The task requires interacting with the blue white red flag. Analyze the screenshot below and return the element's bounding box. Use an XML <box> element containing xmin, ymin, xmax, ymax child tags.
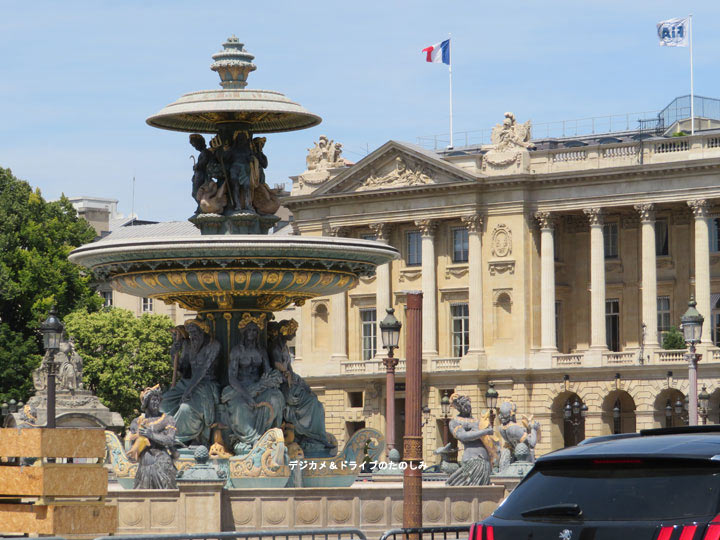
<box><xmin>422</xmin><ymin>39</ymin><xmax>450</xmax><ymax>65</ymax></box>
<box><xmin>657</xmin><ymin>17</ymin><xmax>689</xmax><ymax>47</ymax></box>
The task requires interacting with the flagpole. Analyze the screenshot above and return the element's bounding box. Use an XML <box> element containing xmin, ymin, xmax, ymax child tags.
<box><xmin>689</xmin><ymin>14</ymin><xmax>694</xmax><ymax>135</ymax></box>
<box><xmin>448</xmin><ymin>34</ymin><xmax>454</xmax><ymax>149</ymax></box>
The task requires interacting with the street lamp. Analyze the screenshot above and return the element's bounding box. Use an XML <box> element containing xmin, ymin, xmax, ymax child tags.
<box><xmin>440</xmin><ymin>390</ymin><xmax>452</xmax><ymax>446</ymax></box>
<box><xmin>613</xmin><ymin>399</ymin><xmax>622</xmax><ymax>434</ymax></box>
<box><xmin>681</xmin><ymin>297</ymin><xmax>704</xmax><ymax>425</ymax></box>
<box><xmin>485</xmin><ymin>382</ymin><xmax>499</xmax><ymax>428</ymax></box>
<box><xmin>698</xmin><ymin>385</ymin><xmax>711</xmax><ymax>425</ymax></box>
<box><xmin>40</xmin><ymin>308</ymin><xmax>64</xmax><ymax>429</ymax></box>
<box><xmin>665</xmin><ymin>399</ymin><xmax>673</xmax><ymax>428</ymax></box>
<box><xmin>379</xmin><ymin>307</ymin><xmax>402</xmax><ymax>451</ymax></box>
<box><xmin>564</xmin><ymin>397</ymin><xmax>587</xmax><ymax>445</ymax></box>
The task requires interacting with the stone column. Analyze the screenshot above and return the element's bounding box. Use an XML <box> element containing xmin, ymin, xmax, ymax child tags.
<box><xmin>634</xmin><ymin>204</ymin><xmax>659</xmax><ymax>348</ymax></box>
<box><xmin>415</xmin><ymin>219</ymin><xmax>438</xmax><ymax>357</ymax></box>
<box><xmin>328</xmin><ymin>226</ymin><xmax>349</xmax><ymax>362</ymax></box>
<box><xmin>462</xmin><ymin>214</ymin><xmax>485</xmax><ymax>355</ymax></box>
<box><xmin>584</xmin><ymin>208</ymin><xmax>607</xmax><ymax>350</ymax></box>
<box><xmin>536</xmin><ymin>212</ymin><xmax>557</xmax><ymax>351</ymax></box>
<box><xmin>370</xmin><ymin>223</ymin><xmax>393</xmax><ymax>356</ymax></box>
<box><xmin>688</xmin><ymin>200</ymin><xmax>713</xmax><ymax>345</ymax></box>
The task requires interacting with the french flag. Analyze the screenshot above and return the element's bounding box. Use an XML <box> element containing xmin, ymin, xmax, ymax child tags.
<box><xmin>422</xmin><ymin>39</ymin><xmax>450</xmax><ymax>65</ymax></box>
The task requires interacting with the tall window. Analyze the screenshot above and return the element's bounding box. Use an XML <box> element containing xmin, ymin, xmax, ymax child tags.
<box><xmin>711</xmin><ymin>219</ymin><xmax>720</xmax><ymax>252</ymax></box>
<box><xmin>603</xmin><ymin>222</ymin><xmax>618</xmax><ymax>258</ymax></box>
<box><xmin>451</xmin><ymin>228</ymin><xmax>469</xmax><ymax>263</ymax></box>
<box><xmin>655</xmin><ymin>219</ymin><xmax>669</xmax><ymax>256</ymax></box>
<box><xmin>406</xmin><ymin>231</ymin><xmax>422</xmax><ymax>266</ymax></box>
<box><xmin>657</xmin><ymin>296</ymin><xmax>671</xmax><ymax>343</ymax></box>
<box><xmin>360</xmin><ymin>308</ymin><xmax>377</xmax><ymax>360</ymax></box>
<box><xmin>606</xmin><ymin>299</ymin><xmax>620</xmax><ymax>352</ymax></box>
<box><xmin>142</xmin><ymin>297</ymin><xmax>153</xmax><ymax>313</ymax></box>
<box><xmin>451</xmin><ymin>303</ymin><xmax>469</xmax><ymax>357</ymax></box>
<box><xmin>101</xmin><ymin>291</ymin><xmax>113</xmax><ymax>308</ymax></box>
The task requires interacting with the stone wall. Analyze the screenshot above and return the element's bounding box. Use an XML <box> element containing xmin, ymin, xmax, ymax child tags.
<box><xmin>108</xmin><ymin>483</ymin><xmax>505</xmax><ymax>536</ymax></box>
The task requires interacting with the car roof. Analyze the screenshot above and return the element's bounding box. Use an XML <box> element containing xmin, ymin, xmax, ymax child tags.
<box><xmin>539</xmin><ymin>429</ymin><xmax>720</xmax><ymax>463</ymax></box>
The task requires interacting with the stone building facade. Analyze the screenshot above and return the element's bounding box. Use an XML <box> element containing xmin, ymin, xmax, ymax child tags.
<box><xmin>285</xmin><ymin>116</ymin><xmax>720</xmax><ymax>461</ymax></box>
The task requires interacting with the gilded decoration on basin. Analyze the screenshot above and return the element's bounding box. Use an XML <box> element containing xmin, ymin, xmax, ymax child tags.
<box><xmin>227</xmin><ymin>428</ymin><xmax>288</xmax><ymax>478</ymax></box>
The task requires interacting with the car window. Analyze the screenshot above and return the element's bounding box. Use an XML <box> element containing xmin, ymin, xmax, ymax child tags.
<box><xmin>494</xmin><ymin>460</ymin><xmax>720</xmax><ymax>522</ymax></box>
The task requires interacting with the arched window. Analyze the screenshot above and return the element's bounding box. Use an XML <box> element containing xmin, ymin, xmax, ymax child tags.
<box><xmin>602</xmin><ymin>390</ymin><xmax>636</xmax><ymax>435</ymax></box>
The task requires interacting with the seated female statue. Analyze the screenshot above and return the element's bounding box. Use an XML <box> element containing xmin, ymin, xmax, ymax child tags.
<box><xmin>221</xmin><ymin>313</ymin><xmax>284</xmax><ymax>456</ymax></box>
<box><xmin>160</xmin><ymin>318</ymin><xmax>220</xmax><ymax>446</ymax></box>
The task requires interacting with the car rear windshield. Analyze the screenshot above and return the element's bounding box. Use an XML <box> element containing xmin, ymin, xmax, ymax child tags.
<box><xmin>494</xmin><ymin>459</ymin><xmax>720</xmax><ymax>522</ymax></box>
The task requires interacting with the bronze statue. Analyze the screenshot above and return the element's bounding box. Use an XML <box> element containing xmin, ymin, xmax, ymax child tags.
<box><xmin>446</xmin><ymin>394</ymin><xmax>497</xmax><ymax>486</ymax></box>
<box><xmin>160</xmin><ymin>319</ymin><xmax>220</xmax><ymax>447</ymax></box>
<box><xmin>128</xmin><ymin>385</ymin><xmax>178</xmax><ymax>489</ymax></box>
<box><xmin>221</xmin><ymin>313</ymin><xmax>285</xmax><ymax>455</ymax></box>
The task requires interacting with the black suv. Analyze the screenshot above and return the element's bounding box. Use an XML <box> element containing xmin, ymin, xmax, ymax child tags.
<box><xmin>472</xmin><ymin>426</ymin><xmax>720</xmax><ymax>540</ymax></box>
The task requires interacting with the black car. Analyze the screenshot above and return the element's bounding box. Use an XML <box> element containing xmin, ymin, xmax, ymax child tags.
<box><xmin>472</xmin><ymin>426</ymin><xmax>720</xmax><ymax>540</ymax></box>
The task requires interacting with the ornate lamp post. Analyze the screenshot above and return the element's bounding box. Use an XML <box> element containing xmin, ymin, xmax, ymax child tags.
<box><xmin>379</xmin><ymin>308</ymin><xmax>402</xmax><ymax>451</ymax></box>
<box><xmin>485</xmin><ymin>382</ymin><xmax>499</xmax><ymax>428</ymax></box>
<box><xmin>564</xmin><ymin>397</ymin><xmax>587</xmax><ymax>444</ymax></box>
<box><xmin>665</xmin><ymin>399</ymin><xmax>673</xmax><ymax>428</ymax></box>
<box><xmin>681</xmin><ymin>297</ymin><xmax>704</xmax><ymax>426</ymax></box>
<box><xmin>39</xmin><ymin>308</ymin><xmax>64</xmax><ymax>429</ymax></box>
<box><xmin>440</xmin><ymin>390</ymin><xmax>451</xmax><ymax>445</ymax></box>
<box><xmin>698</xmin><ymin>385</ymin><xmax>711</xmax><ymax>425</ymax></box>
<box><xmin>613</xmin><ymin>399</ymin><xmax>622</xmax><ymax>434</ymax></box>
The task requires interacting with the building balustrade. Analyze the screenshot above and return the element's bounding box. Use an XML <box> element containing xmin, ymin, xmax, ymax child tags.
<box><xmin>602</xmin><ymin>351</ymin><xmax>637</xmax><ymax>365</ymax></box>
<box><xmin>431</xmin><ymin>357</ymin><xmax>462</xmax><ymax>371</ymax></box>
<box><xmin>655</xmin><ymin>349</ymin><xmax>688</xmax><ymax>363</ymax></box>
<box><xmin>552</xmin><ymin>353</ymin><xmax>584</xmax><ymax>367</ymax></box>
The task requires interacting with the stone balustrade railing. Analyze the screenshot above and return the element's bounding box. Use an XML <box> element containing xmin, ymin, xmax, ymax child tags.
<box><xmin>552</xmin><ymin>353</ymin><xmax>584</xmax><ymax>367</ymax></box>
<box><xmin>432</xmin><ymin>357</ymin><xmax>462</xmax><ymax>371</ymax></box>
<box><xmin>530</xmin><ymin>133</ymin><xmax>720</xmax><ymax>174</ymax></box>
<box><xmin>654</xmin><ymin>349</ymin><xmax>687</xmax><ymax>363</ymax></box>
<box><xmin>603</xmin><ymin>351</ymin><xmax>637</xmax><ymax>365</ymax></box>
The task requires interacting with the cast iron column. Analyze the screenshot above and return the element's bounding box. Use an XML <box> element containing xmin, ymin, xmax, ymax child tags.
<box><xmin>403</xmin><ymin>291</ymin><xmax>423</xmax><ymax>530</ymax></box>
<box><xmin>688</xmin><ymin>345</ymin><xmax>700</xmax><ymax>426</ymax></box>
<box><xmin>46</xmin><ymin>354</ymin><xmax>57</xmax><ymax>428</ymax></box>
<box><xmin>383</xmin><ymin>350</ymin><xmax>399</xmax><ymax>451</ymax></box>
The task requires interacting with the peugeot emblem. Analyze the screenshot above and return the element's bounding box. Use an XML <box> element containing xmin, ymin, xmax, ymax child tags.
<box><xmin>559</xmin><ymin>530</ymin><xmax>573</xmax><ymax>540</ymax></box>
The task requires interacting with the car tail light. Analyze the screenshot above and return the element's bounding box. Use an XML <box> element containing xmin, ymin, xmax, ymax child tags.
<box><xmin>469</xmin><ymin>523</ymin><xmax>494</xmax><ymax>540</ymax></box>
<box><xmin>657</xmin><ymin>526</ymin><xmax>674</xmax><ymax>540</ymax></box>
<box><xmin>703</xmin><ymin>514</ymin><xmax>720</xmax><ymax>540</ymax></box>
<box><xmin>657</xmin><ymin>524</ymin><xmax>700</xmax><ymax>540</ymax></box>
<box><xmin>679</xmin><ymin>525</ymin><xmax>698</xmax><ymax>540</ymax></box>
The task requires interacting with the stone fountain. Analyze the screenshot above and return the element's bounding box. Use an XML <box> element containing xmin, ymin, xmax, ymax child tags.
<box><xmin>69</xmin><ymin>36</ymin><xmax>398</xmax><ymax>488</ymax></box>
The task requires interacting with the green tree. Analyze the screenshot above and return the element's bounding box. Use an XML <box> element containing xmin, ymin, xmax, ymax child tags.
<box><xmin>64</xmin><ymin>308</ymin><xmax>174</xmax><ymax>423</ymax></box>
<box><xmin>0</xmin><ymin>167</ymin><xmax>102</xmax><ymax>403</ymax></box>
<box><xmin>662</xmin><ymin>326</ymin><xmax>687</xmax><ymax>350</ymax></box>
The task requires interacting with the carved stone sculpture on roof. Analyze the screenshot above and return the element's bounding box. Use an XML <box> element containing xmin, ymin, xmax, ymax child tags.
<box><xmin>357</xmin><ymin>156</ymin><xmax>433</xmax><ymax>191</ymax></box>
<box><xmin>483</xmin><ymin>112</ymin><xmax>534</xmax><ymax>174</ymax></box>
<box><xmin>306</xmin><ymin>135</ymin><xmax>344</xmax><ymax>171</ymax></box>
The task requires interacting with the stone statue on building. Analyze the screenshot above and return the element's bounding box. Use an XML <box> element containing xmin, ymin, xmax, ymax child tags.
<box><xmin>127</xmin><ymin>385</ymin><xmax>179</xmax><ymax>489</ymax></box>
<box><xmin>306</xmin><ymin>135</ymin><xmax>344</xmax><ymax>171</ymax></box>
<box><xmin>160</xmin><ymin>318</ymin><xmax>221</xmax><ymax>447</ymax></box>
<box><xmin>483</xmin><ymin>112</ymin><xmax>534</xmax><ymax>174</ymax></box>
<box><xmin>268</xmin><ymin>319</ymin><xmax>337</xmax><ymax>458</ymax></box>
<box><xmin>220</xmin><ymin>313</ymin><xmax>285</xmax><ymax>455</ymax></box>
<box><xmin>496</xmin><ymin>401</ymin><xmax>540</xmax><ymax>476</ymax></box>
<box><xmin>446</xmin><ymin>394</ymin><xmax>497</xmax><ymax>486</ymax></box>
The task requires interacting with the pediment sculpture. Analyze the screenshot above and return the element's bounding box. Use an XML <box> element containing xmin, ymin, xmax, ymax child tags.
<box><xmin>357</xmin><ymin>156</ymin><xmax>433</xmax><ymax>191</ymax></box>
<box><xmin>292</xmin><ymin>135</ymin><xmax>347</xmax><ymax>196</ymax></box>
<box><xmin>482</xmin><ymin>112</ymin><xmax>534</xmax><ymax>174</ymax></box>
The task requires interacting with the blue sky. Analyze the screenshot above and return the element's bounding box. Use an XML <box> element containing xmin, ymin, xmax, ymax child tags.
<box><xmin>2</xmin><ymin>1</ymin><xmax>720</xmax><ymax>222</ymax></box>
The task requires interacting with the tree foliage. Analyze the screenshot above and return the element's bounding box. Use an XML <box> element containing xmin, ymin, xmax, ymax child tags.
<box><xmin>662</xmin><ymin>326</ymin><xmax>686</xmax><ymax>350</ymax></box>
<box><xmin>0</xmin><ymin>167</ymin><xmax>102</xmax><ymax>403</ymax></box>
<box><xmin>64</xmin><ymin>308</ymin><xmax>174</xmax><ymax>423</ymax></box>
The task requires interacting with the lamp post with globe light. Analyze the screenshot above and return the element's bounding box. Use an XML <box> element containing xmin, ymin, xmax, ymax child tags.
<box><xmin>485</xmin><ymin>382</ymin><xmax>499</xmax><ymax>428</ymax></box>
<box><xmin>681</xmin><ymin>297</ymin><xmax>704</xmax><ymax>426</ymax></box>
<box><xmin>39</xmin><ymin>308</ymin><xmax>64</xmax><ymax>429</ymax></box>
<box><xmin>379</xmin><ymin>308</ymin><xmax>402</xmax><ymax>451</ymax></box>
<box><xmin>698</xmin><ymin>385</ymin><xmax>711</xmax><ymax>425</ymax></box>
<box><xmin>564</xmin><ymin>397</ymin><xmax>588</xmax><ymax>444</ymax></box>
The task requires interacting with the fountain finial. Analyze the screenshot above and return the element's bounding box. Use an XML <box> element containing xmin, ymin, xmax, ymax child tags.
<box><xmin>211</xmin><ymin>36</ymin><xmax>257</xmax><ymax>89</ymax></box>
